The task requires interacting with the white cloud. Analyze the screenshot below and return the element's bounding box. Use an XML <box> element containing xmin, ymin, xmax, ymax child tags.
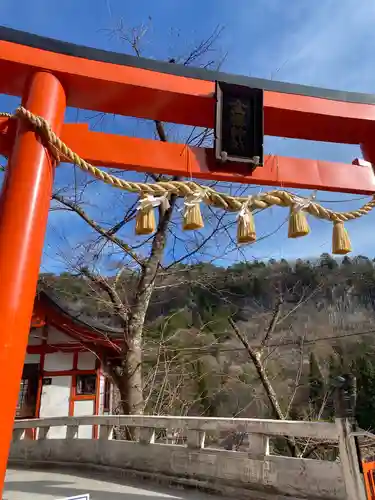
<box><xmin>274</xmin><ymin>1</ymin><xmax>375</xmax><ymax>88</ymax></box>
<box><xmin>225</xmin><ymin>0</ymin><xmax>375</xmax><ymax>90</ymax></box>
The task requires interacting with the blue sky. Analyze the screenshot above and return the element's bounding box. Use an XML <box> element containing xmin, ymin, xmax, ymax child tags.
<box><xmin>1</xmin><ymin>0</ymin><xmax>375</xmax><ymax>272</ymax></box>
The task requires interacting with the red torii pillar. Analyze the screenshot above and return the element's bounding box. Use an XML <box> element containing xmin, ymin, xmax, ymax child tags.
<box><xmin>0</xmin><ymin>72</ymin><xmax>66</xmax><ymax>491</ymax></box>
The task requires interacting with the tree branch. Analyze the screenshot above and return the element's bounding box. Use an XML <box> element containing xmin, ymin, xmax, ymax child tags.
<box><xmin>228</xmin><ymin>317</ymin><xmax>299</xmax><ymax>457</ymax></box>
<box><xmin>53</xmin><ymin>193</ymin><xmax>143</xmax><ymax>267</ymax></box>
<box><xmin>261</xmin><ymin>293</ymin><xmax>283</xmax><ymax>346</ymax></box>
<box><xmin>228</xmin><ymin>317</ymin><xmax>285</xmax><ymax>420</ymax></box>
<box><xmin>80</xmin><ymin>266</ymin><xmax>128</xmax><ymax>328</ymax></box>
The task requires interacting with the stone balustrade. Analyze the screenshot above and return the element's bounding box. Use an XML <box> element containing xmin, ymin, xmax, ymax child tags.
<box><xmin>9</xmin><ymin>415</ymin><xmax>364</xmax><ymax>500</ymax></box>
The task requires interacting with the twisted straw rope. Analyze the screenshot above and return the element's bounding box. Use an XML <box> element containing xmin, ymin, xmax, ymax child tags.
<box><xmin>2</xmin><ymin>106</ymin><xmax>375</xmax><ymax>223</ymax></box>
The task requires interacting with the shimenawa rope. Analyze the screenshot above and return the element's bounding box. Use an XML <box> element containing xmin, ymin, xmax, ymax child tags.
<box><xmin>1</xmin><ymin>106</ymin><xmax>372</xmax><ymax>253</ymax></box>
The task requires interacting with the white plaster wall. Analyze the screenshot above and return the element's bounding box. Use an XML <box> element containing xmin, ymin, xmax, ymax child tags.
<box><xmin>44</xmin><ymin>352</ymin><xmax>73</xmax><ymax>371</ymax></box>
<box><xmin>47</xmin><ymin>325</ymin><xmax>73</xmax><ymax>344</ymax></box>
<box><xmin>39</xmin><ymin>375</ymin><xmax>71</xmax><ymax>438</ymax></box>
<box><xmin>74</xmin><ymin>400</ymin><xmax>94</xmax><ymax>438</ymax></box>
<box><xmin>24</xmin><ymin>353</ymin><xmax>40</xmax><ymax>364</ymax></box>
<box><xmin>77</xmin><ymin>351</ymin><xmax>96</xmax><ymax>370</ymax></box>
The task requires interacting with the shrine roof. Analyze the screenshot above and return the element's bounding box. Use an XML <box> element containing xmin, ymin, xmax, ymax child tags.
<box><xmin>31</xmin><ymin>291</ymin><xmax>123</xmax><ymax>354</ymax></box>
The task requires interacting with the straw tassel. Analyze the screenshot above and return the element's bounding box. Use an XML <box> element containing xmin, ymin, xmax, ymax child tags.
<box><xmin>237</xmin><ymin>200</ymin><xmax>256</xmax><ymax>244</ymax></box>
<box><xmin>183</xmin><ymin>192</ymin><xmax>205</xmax><ymax>230</ymax></box>
<box><xmin>332</xmin><ymin>221</ymin><xmax>352</xmax><ymax>255</ymax></box>
<box><xmin>287</xmin><ymin>193</ymin><xmax>316</xmax><ymax>238</ymax></box>
<box><xmin>135</xmin><ymin>205</ymin><xmax>155</xmax><ymax>235</ymax></box>
<box><xmin>288</xmin><ymin>207</ymin><xmax>310</xmax><ymax>238</ymax></box>
<box><xmin>135</xmin><ymin>194</ymin><xmax>169</xmax><ymax>235</ymax></box>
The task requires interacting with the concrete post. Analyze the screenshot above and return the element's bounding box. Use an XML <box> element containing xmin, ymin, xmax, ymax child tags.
<box><xmin>336</xmin><ymin>418</ymin><xmax>366</xmax><ymax>500</ymax></box>
<box><xmin>38</xmin><ymin>427</ymin><xmax>50</xmax><ymax>440</ymax></box>
<box><xmin>139</xmin><ymin>428</ymin><xmax>155</xmax><ymax>444</ymax></box>
<box><xmin>99</xmin><ymin>425</ymin><xmax>114</xmax><ymax>440</ymax></box>
<box><xmin>248</xmin><ymin>433</ymin><xmax>269</xmax><ymax>459</ymax></box>
<box><xmin>187</xmin><ymin>430</ymin><xmax>205</xmax><ymax>449</ymax></box>
<box><xmin>66</xmin><ymin>425</ymin><xmax>79</xmax><ymax>439</ymax></box>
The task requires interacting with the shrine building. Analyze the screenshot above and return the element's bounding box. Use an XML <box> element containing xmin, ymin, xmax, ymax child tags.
<box><xmin>18</xmin><ymin>291</ymin><xmax>121</xmax><ymax>437</ymax></box>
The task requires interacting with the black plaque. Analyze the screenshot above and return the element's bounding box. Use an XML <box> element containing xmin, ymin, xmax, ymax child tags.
<box><xmin>215</xmin><ymin>81</ymin><xmax>263</xmax><ymax>166</ymax></box>
<box><xmin>42</xmin><ymin>377</ymin><xmax>52</xmax><ymax>386</ymax></box>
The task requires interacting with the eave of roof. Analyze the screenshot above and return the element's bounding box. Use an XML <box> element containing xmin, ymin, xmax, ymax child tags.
<box><xmin>32</xmin><ymin>290</ymin><xmax>123</xmax><ymax>355</ymax></box>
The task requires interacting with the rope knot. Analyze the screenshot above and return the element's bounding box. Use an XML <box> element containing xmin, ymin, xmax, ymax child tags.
<box><xmin>182</xmin><ymin>189</ymin><xmax>206</xmax><ymax>230</ymax></box>
<box><xmin>291</xmin><ymin>191</ymin><xmax>317</xmax><ymax>213</ymax></box>
<box><xmin>136</xmin><ymin>193</ymin><xmax>170</xmax><ymax>213</ymax></box>
<box><xmin>183</xmin><ymin>189</ymin><xmax>207</xmax><ymax>208</ymax></box>
<box><xmin>237</xmin><ymin>196</ymin><xmax>254</xmax><ymax>228</ymax></box>
<box><xmin>237</xmin><ymin>196</ymin><xmax>256</xmax><ymax>244</ymax></box>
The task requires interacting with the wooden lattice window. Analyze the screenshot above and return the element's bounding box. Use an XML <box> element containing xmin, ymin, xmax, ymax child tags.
<box><xmin>76</xmin><ymin>374</ymin><xmax>96</xmax><ymax>395</ymax></box>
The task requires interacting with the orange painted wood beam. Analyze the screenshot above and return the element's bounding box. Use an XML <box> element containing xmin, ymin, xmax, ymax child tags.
<box><xmin>1</xmin><ymin>120</ymin><xmax>373</xmax><ymax>194</ymax></box>
<box><xmin>1</xmin><ymin>119</ymin><xmax>374</xmax><ymax>194</ymax></box>
<box><xmin>59</xmin><ymin>126</ymin><xmax>375</xmax><ymax>195</ymax></box>
<box><xmin>2</xmin><ymin>34</ymin><xmax>375</xmax><ymax>144</ymax></box>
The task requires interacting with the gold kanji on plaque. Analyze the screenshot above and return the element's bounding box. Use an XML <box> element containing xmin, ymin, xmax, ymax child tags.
<box><xmin>229</xmin><ymin>98</ymin><xmax>248</xmax><ymax>153</ymax></box>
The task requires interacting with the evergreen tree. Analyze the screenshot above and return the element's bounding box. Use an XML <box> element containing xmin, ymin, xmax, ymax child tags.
<box><xmin>341</xmin><ymin>256</ymin><xmax>352</xmax><ymax>267</ymax></box>
<box><xmin>354</xmin><ymin>356</ymin><xmax>375</xmax><ymax>431</ymax></box>
<box><xmin>309</xmin><ymin>352</ymin><xmax>324</xmax><ymax>413</ymax></box>
<box><xmin>319</xmin><ymin>253</ymin><xmax>338</xmax><ymax>270</ymax></box>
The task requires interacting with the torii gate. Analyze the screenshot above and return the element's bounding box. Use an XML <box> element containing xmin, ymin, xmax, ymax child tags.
<box><xmin>1</xmin><ymin>25</ymin><xmax>375</xmax><ymax>493</ymax></box>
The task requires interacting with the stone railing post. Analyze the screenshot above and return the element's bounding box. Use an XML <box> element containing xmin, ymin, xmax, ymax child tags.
<box><xmin>187</xmin><ymin>430</ymin><xmax>206</xmax><ymax>449</ymax></box>
<box><xmin>336</xmin><ymin>418</ymin><xmax>367</xmax><ymax>500</ymax></box>
<box><xmin>333</xmin><ymin>374</ymin><xmax>366</xmax><ymax>500</ymax></box>
<box><xmin>38</xmin><ymin>427</ymin><xmax>50</xmax><ymax>440</ymax></box>
<box><xmin>248</xmin><ymin>433</ymin><xmax>269</xmax><ymax>459</ymax></box>
<box><xmin>66</xmin><ymin>425</ymin><xmax>79</xmax><ymax>439</ymax></box>
<box><xmin>166</xmin><ymin>429</ymin><xmax>177</xmax><ymax>444</ymax></box>
<box><xmin>139</xmin><ymin>428</ymin><xmax>155</xmax><ymax>444</ymax></box>
<box><xmin>99</xmin><ymin>425</ymin><xmax>113</xmax><ymax>440</ymax></box>
<box><xmin>12</xmin><ymin>429</ymin><xmax>25</xmax><ymax>442</ymax></box>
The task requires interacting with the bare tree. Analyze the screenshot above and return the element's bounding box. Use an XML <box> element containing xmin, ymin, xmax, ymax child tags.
<box><xmin>47</xmin><ymin>22</ymin><xmax>241</xmax><ymax>419</ymax></box>
<box><xmin>226</xmin><ymin>283</ymin><xmax>326</xmax><ymax>456</ymax></box>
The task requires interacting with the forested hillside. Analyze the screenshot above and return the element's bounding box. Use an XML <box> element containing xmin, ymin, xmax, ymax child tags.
<box><xmin>39</xmin><ymin>253</ymin><xmax>375</xmax><ymax>430</ymax></box>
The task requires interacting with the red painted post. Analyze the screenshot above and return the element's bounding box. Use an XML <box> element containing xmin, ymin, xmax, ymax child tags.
<box><xmin>0</xmin><ymin>72</ymin><xmax>66</xmax><ymax>493</ymax></box>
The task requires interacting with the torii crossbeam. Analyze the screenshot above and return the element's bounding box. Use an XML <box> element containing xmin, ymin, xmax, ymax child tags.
<box><xmin>1</xmin><ymin>26</ymin><xmax>375</xmax><ymax>494</ymax></box>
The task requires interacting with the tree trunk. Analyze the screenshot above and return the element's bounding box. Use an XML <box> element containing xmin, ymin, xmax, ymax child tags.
<box><xmin>120</xmin><ymin>338</ymin><xmax>144</xmax><ymax>415</ymax></box>
<box><xmin>228</xmin><ymin>317</ymin><xmax>298</xmax><ymax>457</ymax></box>
<box><xmin>121</xmin><ymin>197</ymin><xmax>178</xmax><ymax>416</ymax></box>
